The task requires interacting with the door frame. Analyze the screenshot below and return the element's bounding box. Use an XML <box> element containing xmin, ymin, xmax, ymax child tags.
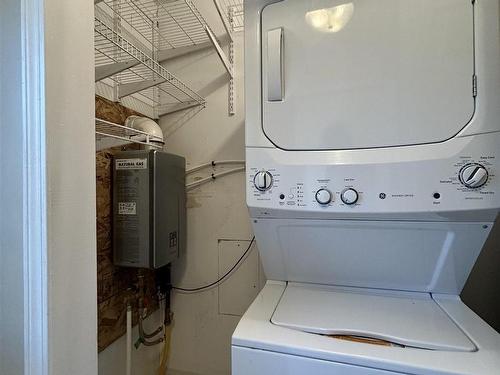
<box><xmin>1</xmin><ymin>0</ymin><xmax>97</xmax><ymax>373</ymax></box>
<box><xmin>22</xmin><ymin>0</ymin><xmax>48</xmax><ymax>372</ymax></box>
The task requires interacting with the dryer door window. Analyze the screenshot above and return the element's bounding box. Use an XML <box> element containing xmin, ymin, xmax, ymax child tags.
<box><xmin>261</xmin><ymin>0</ymin><xmax>475</xmax><ymax>150</ymax></box>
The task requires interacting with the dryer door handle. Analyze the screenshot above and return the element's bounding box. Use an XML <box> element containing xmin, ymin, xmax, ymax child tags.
<box><xmin>267</xmin><ymin>27</ymin><xmax>284</xmax><ymax>102</ymax></box>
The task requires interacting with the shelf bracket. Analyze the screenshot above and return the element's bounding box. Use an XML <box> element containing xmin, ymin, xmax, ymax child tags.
<box><xmin>227</xmin><ymin>6</ymin><xmax>236</xmax><ymax>116</ymax></box>
<box><xmin>210</xmin><ymin>0</ymin><xmax>237</xmax><ymax>115</ymax></box>
<box><xmin>118</xmin><ymin>79</ymin><xmax>167</xmax><ymax>98</ymax></box>
<box><xmin>228</xmin><ymin>39</ymin><xmax>235</xmax><ymax>115</ymax></box>
<box><xmin>95</xmin><ymin>60</ymin><xmax>140</xmax><ymax>82</ymax></box>
<box><xmin>158</xmin><ymin>41</ymin><xmax>214</xmax><ymax>63</ymax></box>
<box><xmin>157</xmin><ymin>101</ymin><xmax>202</xmax><ymax>117</ymax></box>
<box><xmin>205</xmin><ymin>26</ymin><xmax>233</xmax><ymax>79</ymax></box>
<box><xmin>213</xmin><ymin>0</ymin><xmax>233</xmax><ymax>43</ymax></box>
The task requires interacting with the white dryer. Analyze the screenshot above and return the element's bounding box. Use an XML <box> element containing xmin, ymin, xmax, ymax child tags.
<box><xmin>233</xmin><ymin>0</ymin><xmax>500</xmax><ymax>374</ymax></box>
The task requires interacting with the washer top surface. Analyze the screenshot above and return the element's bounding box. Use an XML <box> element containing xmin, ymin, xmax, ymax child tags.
<box><xmin>271</xmin><ymin>283</ymin><xmax>475</xmax><ymax>351</ymax></box>
<box><xmin>232</xmin><ymin>281</ymin><xmax>500</xmax><ymax>375</ymax></box>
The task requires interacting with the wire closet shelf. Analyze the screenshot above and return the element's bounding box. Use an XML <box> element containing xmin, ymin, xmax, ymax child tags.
<box><xmin>96</xmin><ymin>0</ymin><xmax>219</xmax><ymax>51</ymax></box>
<box><xmin>94</xmin><ymin>0</ymin><xmax>211</xmax><ymax>115</ymax></box>
<box><xmin>219</xmin><ymin>0</ymin><xmax>243</xmax><ymax>32</ymax></box>
<box><xmin>95</xmin><ymin>118</ymin><xmax>163</xmax><ymax>149</ymax></box>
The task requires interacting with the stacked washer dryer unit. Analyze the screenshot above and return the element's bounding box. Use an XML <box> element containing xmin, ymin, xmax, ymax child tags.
<box><xmin>233</xmin><ymin>0</ymin><xmax>500</xmax><ymax>374</ymax></box>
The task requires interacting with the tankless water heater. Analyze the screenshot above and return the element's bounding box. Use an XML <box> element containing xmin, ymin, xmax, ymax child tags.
<box><xmin>113</xmin><ymin>150</ymin><xmax>185</xmax><ymax>269</ymax></box>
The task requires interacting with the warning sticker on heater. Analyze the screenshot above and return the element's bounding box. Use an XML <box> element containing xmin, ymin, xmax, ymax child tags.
<box><xmin>118</xmin><ymin>202</ymin><xmax>137</xmax><ymax>215</ymax></box>
<box><xmin>116</xmin><ymin>158</ymin><xmax>147</xmax><ymax>170</ymax></box>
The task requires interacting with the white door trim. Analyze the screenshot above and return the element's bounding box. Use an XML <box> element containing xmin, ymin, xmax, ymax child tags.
<box><xmin>21</xmin><ymin>0</ymin><xmax>48</xmax><ymax>373</ymax></box>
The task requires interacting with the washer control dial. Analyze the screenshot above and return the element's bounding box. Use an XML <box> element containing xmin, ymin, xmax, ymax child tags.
<box><xmin>459</xmin><ymin>164</ymin><xmax>488</xmax><ymax>188</ymax></box>
<box><xmin>341</xmin><ymin>188</ymin><xmax>359</xmax><ymax>205</ymax></box>
<box><xmin>253</xmin><ymin>170</ymin><xmax>273</xmax><ymax>191</ymax></box>
<box><xmin>315</xmin><ymin>189</ymin><xmax>332</xmax><ymax>205</ymax></box>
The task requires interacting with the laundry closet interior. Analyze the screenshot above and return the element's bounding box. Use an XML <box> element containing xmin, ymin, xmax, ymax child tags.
<box><xmin>92</xmin><ymin>1</ymin><xmax>500</xmax><ymax>374</ymax></box>
<box><xmin>3</xmin><ymin>1</ymin><xmax>499</xmax><ymax>375</ymax></box>
<box><xmin>92</xmin><ymin>1</ymin><xmax>253</xmax><ymax>374</ymax></box>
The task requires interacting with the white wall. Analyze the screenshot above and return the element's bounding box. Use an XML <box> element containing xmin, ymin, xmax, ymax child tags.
<box><xmin>44</xmin><ymin>0</ymin><xmax>98</xmax><ymax>374</ymax></box>
<box><xmin>159</xmin><ymin>4</ymin><xmax>261</xmax><ymax>374</ymax></box>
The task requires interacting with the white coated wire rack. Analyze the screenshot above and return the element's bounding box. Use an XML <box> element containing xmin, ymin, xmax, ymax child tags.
<box><xmin>95</xmin><ymin>118</ymin><xmax>163</xmax><ymax>148</ymax></box>
<box><xmin>219</xmin><ymin>0</ymin><xmax>243</xmax><ymax>32</ymax></box>
<box><xmin>94</xmin><ymin>0</ymin><xmax>237</xmax><ymax>117</ymax></box>
<box><xmin>97</xmin><ymin>0</ymin><xmax>218</xmax><ymax>51</ymax></box>
<box><xmin>94</xmin><ymin>17</ymin><xmax>205</xmax><ymax>115</ymax></box>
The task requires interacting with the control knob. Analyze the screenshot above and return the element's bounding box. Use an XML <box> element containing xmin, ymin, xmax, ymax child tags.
<box><xmin>315</xmin><ymin>189</ymin><xmax>332</xmax><ymax>205</ymax></box>
<box><xmin>341</xmin><ymin>188</ymin><xmax>359</xmax><ymax>205</ymax></box>
<box><xmin>253</xmin><ymin>170</ymin><xmax>273</xmax><ymax>191</ymax></box>
<box><xmin>459</xmin><ymin>164</ymin><xmax>488</xmax><ymax>189</ymax></box>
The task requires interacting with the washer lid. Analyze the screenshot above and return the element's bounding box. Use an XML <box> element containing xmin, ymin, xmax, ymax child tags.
<box><xmin>271</xmin><ymin>283</ymin><xmax>476</xmax><ymax>352</ymax></box>
<box><xmin>261</xmin><ymin>0</ymin><xmax>475</xmax><ymax>150</ymax></box>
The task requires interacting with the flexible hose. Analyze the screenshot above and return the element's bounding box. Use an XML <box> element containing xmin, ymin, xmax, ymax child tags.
<box><xmin>173</xmin><ymin>237</ymin><xmax>255</xmax><ymax>293</ymax></box>
<box><xmin>126</xmin><ymin>305</ymin><xmax>132</xmax><ymax>375</ymax></box>
<box><xmin>138</xmin><ymin>306</ymin><xmax>163</xmax><ymax>339</ymax></box>
<box><xmin>186</xmin><ymin>167</ymin><xmax>245</xmax><ymax>190</ymax></box>
<box><xmin>141</xmin><ymin>325</ymin><xmax>163</xmax><ymax>339</ymax></box>
<box><xmin>157</xmin><ymin>323</ymin><xmax>173</xmax><ymax>375</ymax></box>
<box><xmin>186</xmin><ymin>160</ymin><xmax>245</xmax><ymax>175</ymax></box>
<box><xmin>138</xmin><ymin>336</ymin><xmax>164</xmax><ymax>346</ymax></box>
<box><xmin>134</xmin><ymin>299</ymin><xmax>164</xmax><ymax>348</ymax></box>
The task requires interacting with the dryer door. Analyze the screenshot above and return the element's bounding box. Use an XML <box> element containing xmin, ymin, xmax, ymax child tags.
<box><xmin>261</xmin><ymin>0</ymin><xmax>475</xmax><ymax>150</ymax></box>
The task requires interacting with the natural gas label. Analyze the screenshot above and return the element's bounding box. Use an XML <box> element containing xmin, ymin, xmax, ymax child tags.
<box><xmin>116</xmin><ymin>158</ymin><xmax>147</xmax><ymax>170</ymax></box>
<box><xmin>118</xmin><ymin>202</ymin><xmax>136</xmax><ymax>215</ymax></box>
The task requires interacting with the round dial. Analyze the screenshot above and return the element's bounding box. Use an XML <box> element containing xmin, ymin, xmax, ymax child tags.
<box><xmin>253</xmin><ymin>170</ymin><xmax>273</xmax><ymax>191</ymax></box>
<box><xmin>459</xmin><ymin>163</ymin><xmax>488</xmax><ymax>188</ymax></box>
<box><xmin>315</xmin><ymin>189</ymin><xmax>332</xmax><ymax>205</ymax></box>
<box><xmin>341</xmin><ymin>188</ymin><xmax>359</xmax><ymax>205</ymax></box>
